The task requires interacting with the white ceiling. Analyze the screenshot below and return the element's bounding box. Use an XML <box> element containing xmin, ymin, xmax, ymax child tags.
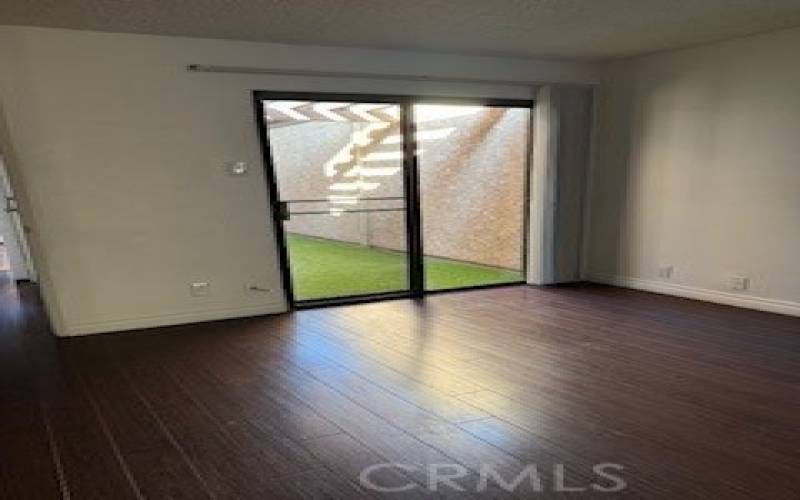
<box><xmin>4</xmin><ymin>0</ymin><xmax>800</xmax><ymax>60</ymax></box>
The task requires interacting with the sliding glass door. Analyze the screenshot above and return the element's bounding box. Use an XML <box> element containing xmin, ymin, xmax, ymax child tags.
<box><xmin>255</xmin><ymin>92</ymin><xmax>531</xmax><ymax>306</ymax></box>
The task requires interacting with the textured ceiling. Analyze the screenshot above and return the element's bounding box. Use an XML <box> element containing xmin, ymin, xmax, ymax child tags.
<box><xmin>4</xmin><ymin>0</ymin><xmax>800</xmax><ymax>60</ymax></box>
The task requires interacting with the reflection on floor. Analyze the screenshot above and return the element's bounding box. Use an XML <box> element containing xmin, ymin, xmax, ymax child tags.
<box><xmin>287</xmin><ymin>233</ymin><xmax>523</xmax><ymax>300</ymax></box>
<box><xmin>3</xmin><ymin>279</ymin><xmax>799</xmax><ymax>498</ymax></box>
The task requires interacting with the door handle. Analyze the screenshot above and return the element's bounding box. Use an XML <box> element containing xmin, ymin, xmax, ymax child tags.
<box><xmin>278</xmin><ymin>201</ymin><xmax>290</xmax><ymax>221</ymax></box>
<box><xmin>4</xmin><ymin>197</ymin><xmax>17</xmax><ymax>213</ymax></box>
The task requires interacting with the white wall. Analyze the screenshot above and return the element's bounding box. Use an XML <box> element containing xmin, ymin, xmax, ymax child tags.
<box><xmin>0</xmin><ymin>26</ymin><xmax>599</xmax><ymax>336</ymax></box>
<box><xmin>586</xmin><ymin>27</ymin><xmax>800</xmax><ymax>316</ymax></box>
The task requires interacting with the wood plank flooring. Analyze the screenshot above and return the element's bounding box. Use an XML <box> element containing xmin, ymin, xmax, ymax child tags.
<box><xmin>1</xmin><ymin>273</ymin><xmax>798</xmax><ymax>498</ymax></box>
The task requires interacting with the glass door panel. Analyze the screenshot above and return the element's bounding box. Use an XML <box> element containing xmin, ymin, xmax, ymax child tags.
<box><xmin>415</xmin><ymin>104</ymin><xmax>530</xmax><ymax>291</ymax></box>
<box><xmin>263</xmin><ymin>99</ymin><xmax>409</xmax><ymax>302</ymax></box>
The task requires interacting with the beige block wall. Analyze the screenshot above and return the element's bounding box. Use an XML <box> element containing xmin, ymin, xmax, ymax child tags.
<box><xmin>272</xmin><ymin>121</ymin><xmax>370</xmax><ymax>244</ymax></box>
<box><xmin>419</xmin><ymin>107</ymin><xmax>528</xmax><ymax>269</ymax></box>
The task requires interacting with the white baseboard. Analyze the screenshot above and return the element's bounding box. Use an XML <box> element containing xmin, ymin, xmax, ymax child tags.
<box><xmin>585</xmin><ymin>273</ymin><xmax>800</xmax><ymax>317</ymax></box>
<box><xmin>62</xmin><ymin>301</ymin><xmax>288</xmax><ymax>337</ymax></box>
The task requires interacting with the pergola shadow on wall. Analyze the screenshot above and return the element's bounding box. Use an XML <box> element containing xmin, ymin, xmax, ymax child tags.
<box><xmin>258</xmin><ymin>93</ymin><xmax>532</xmax><ymax>303</ymax></box>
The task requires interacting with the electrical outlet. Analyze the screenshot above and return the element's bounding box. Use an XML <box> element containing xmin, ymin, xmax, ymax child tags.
<box><xmin>730</xmin><ymin>276</ymin><xmax>749</xmax><ymax>291</ymax></box>
<box><xmin>189</xmin><ymin>281</ymin><xmax>210</xmax><ymax>296</ymax></box>
<box><xmin>658</xmin><ymin>265</ymin><xmax>673</xmax><ymax>279</ymax></box>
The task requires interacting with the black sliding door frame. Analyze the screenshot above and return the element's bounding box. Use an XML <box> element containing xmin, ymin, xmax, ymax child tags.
<box><xmin>253</xmin><ymin>90</ymin><xmax>533</xmax><ymax>309</ymax></box>
<box><xmin>401</xmin><ymin>98</ymin><xmax>424</xmax><ymax>299</ymax></box>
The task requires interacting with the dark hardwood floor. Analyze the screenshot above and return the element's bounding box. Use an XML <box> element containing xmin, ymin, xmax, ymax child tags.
<box><xmin>1</xmin><ymin>273</ymin><xmax>799</xmax><ymax>498</ymax></box>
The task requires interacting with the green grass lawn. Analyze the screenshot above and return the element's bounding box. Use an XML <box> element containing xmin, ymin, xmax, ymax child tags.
<box><xmin>287</xmin><ymin>233</ymin><xmax>522</xmax><ymax>301</ymax></box>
